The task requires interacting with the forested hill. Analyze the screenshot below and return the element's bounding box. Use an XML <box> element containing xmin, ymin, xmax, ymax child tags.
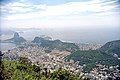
<box><xmin>99</xmin><ymin>40</ymin><xmax>120</xmax><ymax>57</ymax></box>
<box><xmin>32</xmin><ymin>37</ymin><xmax>79</xmax><ymax>52</ymax></box>
<box><xmin>66</xmin><ymin>40</ymin><xmax>120</xmax><ymax>71</ymax></box>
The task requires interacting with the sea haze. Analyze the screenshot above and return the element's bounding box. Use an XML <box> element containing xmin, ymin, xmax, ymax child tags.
<box><xmin>1</xmin><ymin>27</ymin><xmax>120</xmax><ymax>44</ymax></box>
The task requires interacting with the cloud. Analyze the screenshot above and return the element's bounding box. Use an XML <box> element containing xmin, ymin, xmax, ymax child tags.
<box><xmin>1</xmin><ymin>0</ymin><xmax>119</xmax><ymax>20</ymax></box>
<box><xmin>1</xmin><ymin>0</ymin><xmax>120</xmax><ymax>28</ymax></box>
<box><xmin>2</xmin><ymin>13</ymin><xmax>119</xmax><ymax>29</ymax></box>
<box><xmin>1</xmin><ymin>2</ymin><xmax>47</xmax><ymax>14</ymax></box>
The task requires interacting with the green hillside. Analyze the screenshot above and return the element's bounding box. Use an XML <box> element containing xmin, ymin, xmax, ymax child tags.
<box><xmin>99</xmin><ymin>40</ymin><xmax>120</xmax><ymax>57</ymax></box>
<box><xmin>66</xmin><ymin>50</ymin><xmax>120</xmax><ymax>72</ymax></box>
<box><xmin>66</xmin><ymin>40</ymin><xmax>120</xmax><ymax>72</ymax></box>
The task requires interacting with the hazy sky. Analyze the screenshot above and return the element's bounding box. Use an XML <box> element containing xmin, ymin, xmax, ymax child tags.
<box><xmin>0</xmin><ymin>0</ymin><xmax>120</xmax><ymax>44</ymax></box>
<box><xmin>1</xmin><ymin>0</ymin><xmax>120</xmax><ymax>29</ymax></box>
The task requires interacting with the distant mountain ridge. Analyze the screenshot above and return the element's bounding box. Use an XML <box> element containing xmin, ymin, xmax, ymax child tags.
<box><xmin>32</xmin><ymin>37</ymin><xmax>79</xmax><ymax>52</ymax></box>
<box><xmin>2</xmin><ymin>33</ymin><xmax>79</xmax><ymax>52</ymax></box>
<box><xmin>3</xmin><ymin>32</ymin><xmax>26</xmax><ymax>44</ymax></box>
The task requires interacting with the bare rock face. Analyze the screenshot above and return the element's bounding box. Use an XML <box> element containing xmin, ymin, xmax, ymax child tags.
<box><xmin>14</xmin><ymin>32</ymin><xmax>19</xmax><ymax>39</ymax></box>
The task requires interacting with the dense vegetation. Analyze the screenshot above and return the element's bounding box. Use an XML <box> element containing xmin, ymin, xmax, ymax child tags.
<box><xmin>99</xmin><ymin>40</ymin><xmax>120</xmax><ymax>57</ymax></box>
<box><xmin>66</xmin><ymin>50</ymin><xmax>120</xmax><ymax>72</ymax></box>
<box><xmin>0</xmin><ymin>57</ymin><xmax>86</xmax><ymax>80</ymax></box>
<box><xmin>66</xmin><ymin>40</ymin><xmax>120</xmax><ymax>72</ymax></box>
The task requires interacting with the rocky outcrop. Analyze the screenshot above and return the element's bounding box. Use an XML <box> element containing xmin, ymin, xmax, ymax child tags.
<box><xmin>4</xmin><ymin>32</ymin><xmax>26</xmax><ymax>44</ymax></box>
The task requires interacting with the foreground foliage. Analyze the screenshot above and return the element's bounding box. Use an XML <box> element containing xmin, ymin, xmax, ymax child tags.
<box><xmin>0</xmin><ymin>57</ymin><xmax>86</xmax><ymax>80</ymax></box>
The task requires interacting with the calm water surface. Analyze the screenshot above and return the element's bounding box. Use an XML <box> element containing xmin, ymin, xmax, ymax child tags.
<box><xmin>0</xmin><ymin>43</ymin><xmax>16</xmax><ymax>51</ymax></box>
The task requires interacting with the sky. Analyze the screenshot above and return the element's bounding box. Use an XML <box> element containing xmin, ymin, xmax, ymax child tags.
<box><xmin>0</xmin><ymin>0</ymin><xmax>120</xmax><ymax>29</ymax></box>
<box><xmin>0</xmin><ymin>0</ymin><xmax>120</xmax><ymax>44</ymax></box>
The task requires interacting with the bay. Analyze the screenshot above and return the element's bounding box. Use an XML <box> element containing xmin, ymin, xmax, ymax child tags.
<box><xmin>0</xmin><ymin>43</ymin><xmax>16</xmax><ymax>51</ymax></box>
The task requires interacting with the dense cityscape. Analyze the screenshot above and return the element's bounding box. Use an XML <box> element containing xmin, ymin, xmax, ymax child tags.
<box><xmin>0</xmin><ymin>32</ymin><xmax>120</xmax><ymax>80</ymax></box>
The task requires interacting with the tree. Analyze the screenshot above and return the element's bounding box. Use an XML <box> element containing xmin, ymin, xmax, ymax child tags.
<box><xmin>0</xmin><ymin>51</ymin><xmax>4</xmax><ymax>80</ymax></box>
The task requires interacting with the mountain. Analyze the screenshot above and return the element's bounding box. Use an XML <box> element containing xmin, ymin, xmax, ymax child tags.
<box><xmin>99</xmin><ymin>40</ymin><xmax>120</xmax><ymax>57</ymax></box>
<box><xmin>32</xmin><ymin>37</ymin><xmax>79</xmax><ymax>52</ymax></box>
<box><xmin>66</xmin><ymin>40</ymin><xmax>120</xmax><ymax>72</ymax></box>
<box><xmin>66</xmin><ymin>50</ymin><xmax>119</xmax><ymax>72</ymax></box>
<box><xmin>3</xmin><ymin>32</ymin><xmax>26</xmax><ymax>44</ymax></box>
